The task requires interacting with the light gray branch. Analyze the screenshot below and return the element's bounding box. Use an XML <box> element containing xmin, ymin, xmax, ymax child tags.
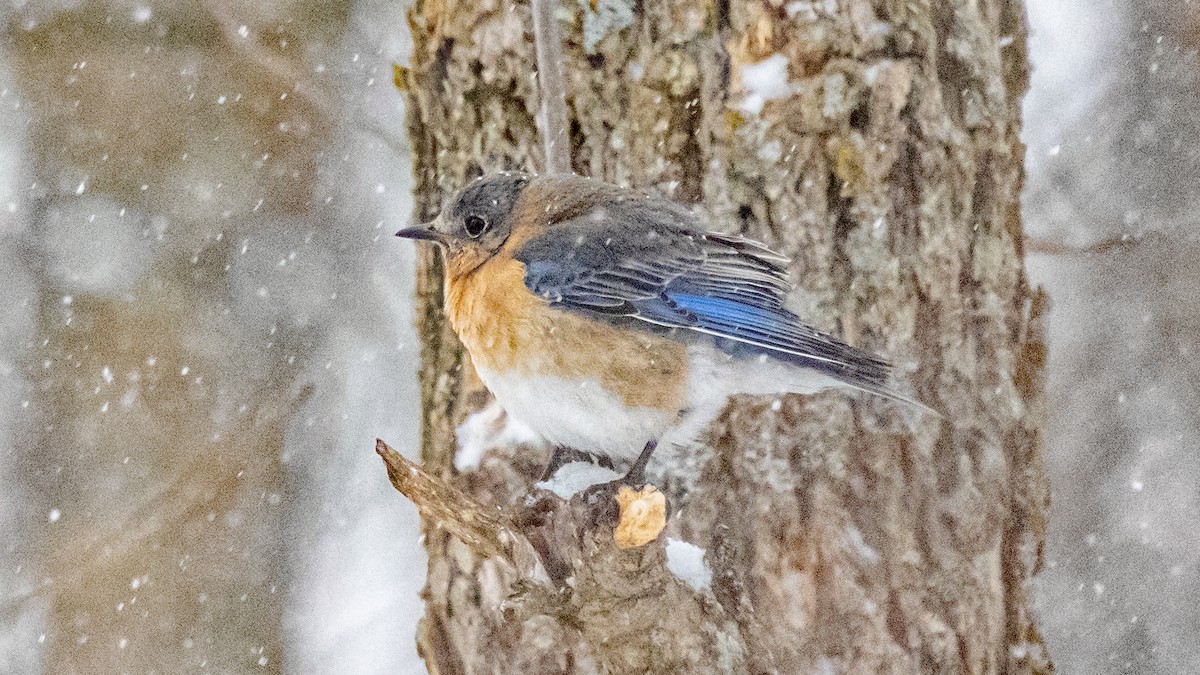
<box><xmin>531</xmin><ymin>0</ymin><xmax>572</xmax><ymax>174</ymax></box>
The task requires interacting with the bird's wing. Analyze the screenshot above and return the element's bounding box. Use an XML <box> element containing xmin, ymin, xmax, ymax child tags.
<box><xmin>511</xmin><ymin>199</ymin><xmax>893</xmax><ymax>391</ymax></box>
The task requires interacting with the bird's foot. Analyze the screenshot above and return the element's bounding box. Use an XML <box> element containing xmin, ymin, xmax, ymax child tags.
<box><xmin>577</xmin><ymin>440</ymin><xmax>665</xmax><ymax>549</ymax></box>
<box><xmin>539</xmin><ymin>445</ymin><xmax>615</xmax><ymax>482</ymax></box>
<box><xmin>619</xmin><ymin>439</ymin><xmax>657</xmax><ymax>488</ymax></box>
<box><xmin>577</xmin><ymin>440</ymin><xmax>658</xmax><ymax>499</ymax></box>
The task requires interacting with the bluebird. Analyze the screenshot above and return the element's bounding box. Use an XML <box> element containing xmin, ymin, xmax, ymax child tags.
<box><xmin>396</xmin><ymin>172</ymin><xmax>934</xmax><ymax>478</ymax></box>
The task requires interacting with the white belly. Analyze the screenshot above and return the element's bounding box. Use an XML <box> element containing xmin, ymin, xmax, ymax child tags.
<box><xmin>475</xmin><ymin>367</ymin><xmax>674</xmax><ymax>461</ymax></box>
<box><xmin>473</xmin><ymin>344</ymin><xmax>842</xmax><ymax>464</ymax></box>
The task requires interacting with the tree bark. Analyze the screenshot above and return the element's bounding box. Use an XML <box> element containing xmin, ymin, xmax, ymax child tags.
<box><xmin>401</xmin><ymin>0</ymin><xmax>1051</xmax><ymax>672</ymax></box>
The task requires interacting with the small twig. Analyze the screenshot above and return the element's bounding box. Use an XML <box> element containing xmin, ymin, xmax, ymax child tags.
<box><xmin>1024</xmin><ymin>232</ymin><xmax>1153</xmax><ymax>256</ymax></box>
<box><xmin>531</xmin><ymin>0</ymin><xmax>572</xmax><ymax>174</ymax></box>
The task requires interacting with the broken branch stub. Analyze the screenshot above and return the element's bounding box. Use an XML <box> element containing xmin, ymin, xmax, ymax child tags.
<box><xmin>374</xmin><ymin>438</ymin><xmax>742</xmax><ymax>670</ymax></box>
<box><xmin>375</xmin><ymin>438</ymin><xmax>513</xmax><ymax>558</ymax></box>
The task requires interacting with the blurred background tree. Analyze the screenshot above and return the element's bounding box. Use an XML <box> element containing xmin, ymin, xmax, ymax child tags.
<box><xmin>0</xmin><ymin>1</ymin><xmax>425</xmax><ymax>672</ymax></box>
<box><xmin>1023</xmin><ymin>0</ymin><xmax>1200</xmax><ymax>671</ymax></box>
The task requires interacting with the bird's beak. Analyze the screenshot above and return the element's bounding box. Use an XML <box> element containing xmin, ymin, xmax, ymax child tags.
<box><xmin>395</xmin><ymin>219</ymin><xmax>444</xmax><ymax>244</ymax></box>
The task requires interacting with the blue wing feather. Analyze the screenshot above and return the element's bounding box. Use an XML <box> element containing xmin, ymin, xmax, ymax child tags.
<box><xmin>513</xmin><ymin>200</ymin><xmax>893</xmax><ymax>391</ymax></box>
<box><xmin>634</xmin><ymin>291</ymin><xmax>889</xmax><ymax>385</ymax></box>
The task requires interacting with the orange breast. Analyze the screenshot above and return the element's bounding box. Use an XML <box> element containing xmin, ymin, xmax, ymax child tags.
<box><xmin>445</xmin><ymin>255</ymin><xmax>688</xmax><ymax>412</ymax></box>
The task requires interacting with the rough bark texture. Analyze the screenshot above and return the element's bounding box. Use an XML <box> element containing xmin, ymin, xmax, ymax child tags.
<box><xmin>403</xmin><ymin>0</ymin><xmax>1050</xmax><ymax>672</ymax></box>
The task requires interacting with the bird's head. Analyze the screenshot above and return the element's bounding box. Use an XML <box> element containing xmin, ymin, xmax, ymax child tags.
<box><xmin>396</xmin><ymin>172</ymin><xmax>530</xmax><ymax>277</ymax></box>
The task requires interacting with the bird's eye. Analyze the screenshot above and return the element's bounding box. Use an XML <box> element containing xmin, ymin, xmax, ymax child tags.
<box><xmin>464</xmin><ymin>215</ymin><xmax>489</xmax><ymax>238</ymax></box>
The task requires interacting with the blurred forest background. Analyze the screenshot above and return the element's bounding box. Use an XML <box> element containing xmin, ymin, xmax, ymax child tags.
<box><xmin>0</xmin><ymin>0</ymin><xmax>1195</xmax><ymax>673</ymax></box>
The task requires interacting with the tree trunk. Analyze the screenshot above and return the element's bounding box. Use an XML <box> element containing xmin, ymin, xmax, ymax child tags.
<box><xmin>402</xmin><ymin>0</ymin><xmax>1051</xmax><ymax>672</ymax></box>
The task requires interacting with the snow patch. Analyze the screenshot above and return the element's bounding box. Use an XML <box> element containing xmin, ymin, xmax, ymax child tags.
<box><xmin>535</xmin><ymin>461</ymin><xmax>619</xmax><ymax>499</ymax></box>
<box><xmin>581</xmin><ymin>0</ymin><xmax>635</xmax><ymax>53</ymax></box>
<box><xmin>739</xmin><ymin>53</ymin><xmax>796</xmax><ymax>115</ymax></box>
<box><xmin>455</xmin><ymin>400</ymin><xmax>544</xmax><ymax>471</ymax></box>
<box><xmin>665</xmin><ymin>538</ymin><xmax>712</xmax><ymax>592</ymax></box>
<box><xmin>845</xmin><ymin>525</ymin><xmax>879</xmax><ymax>564</ymax></box>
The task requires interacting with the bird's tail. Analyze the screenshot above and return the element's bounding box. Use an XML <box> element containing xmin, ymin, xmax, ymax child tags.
<box><xmin>840</xmin><ymin>377</ymin><xmax>943</xmax><ymax>419</ymax></box>
<box><xmin>794</xmin><ymin>337</ymin><xmax>943</xmax><ymax>419</ymax></box>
